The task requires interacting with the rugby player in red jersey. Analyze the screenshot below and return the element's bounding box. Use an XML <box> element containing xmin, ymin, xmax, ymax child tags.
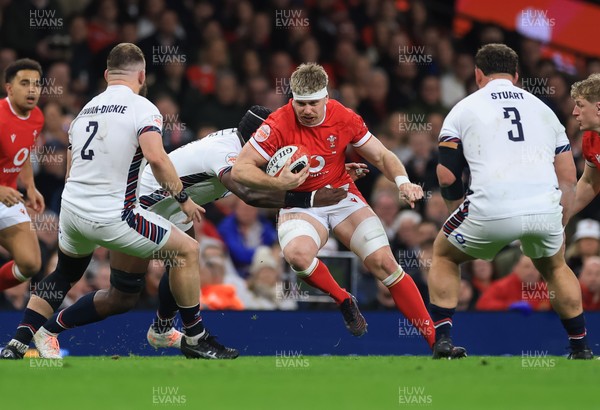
<box><xmin>572</xmin><ymin>74</ymin><xmax>600</xmax><ymax>215</ymax></box>
<box><xmin>0</xmin><ymin>59</ymin><xmax>45</xmax><ymax>290</ymax></box>
<box><xmin>233</xmin><ymin>63</ymin><xmax>451</xmax><ymax>352</ymax></box>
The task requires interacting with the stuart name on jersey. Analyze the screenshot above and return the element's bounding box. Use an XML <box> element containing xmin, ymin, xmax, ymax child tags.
<box><xmin>490</xmin><ymin>91</ymin><xmax>525</xmax><ymax>100</ymax></box>
<box><xmin>80</xmin><ymin>104</ymin><xmax>128</xmax><ymax>115</ymax></box>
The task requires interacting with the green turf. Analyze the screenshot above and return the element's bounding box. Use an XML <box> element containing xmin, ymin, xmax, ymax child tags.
<box><xmin>1</xmin><ymin>356</ymin><xmax>598</xmax><ymax>410</ymax></box>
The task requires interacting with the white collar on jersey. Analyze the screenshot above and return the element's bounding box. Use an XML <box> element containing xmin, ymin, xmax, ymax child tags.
<box><xmin>6</xmin><ymin>97</ymin><xmax>31</xmax><ymax>120</ymax></box>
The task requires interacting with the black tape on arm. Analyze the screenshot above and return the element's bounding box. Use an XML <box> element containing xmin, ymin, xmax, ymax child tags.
<box><xmin>438</xmin><ymin>144</ymin><xmax>467</xmax><ymax>200</ymax></box>
<box><xmin>284</xmin><ymin>191</ymin><xmax>312</xmax><ymax>208</ymax></box>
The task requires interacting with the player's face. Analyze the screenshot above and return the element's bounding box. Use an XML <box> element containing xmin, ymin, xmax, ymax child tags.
<box><xmin>6</xmin><ymin>69</ymin><xmax>41</xmax><ymax>114</ymax></box>
<box><xmin>292</xmin><ymin>97</ymin><xmax>327</xmax><ymax>126</ymax></box>
<box><xmin>572</xmin><ymin>97</ymin><xmax>600</xmax><ymax>131</ymax></box>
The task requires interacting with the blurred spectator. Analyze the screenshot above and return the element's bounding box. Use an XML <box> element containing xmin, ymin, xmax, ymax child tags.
<box><xmin>440</xmin><ymin>51</ymin><xmax>474</xmax><ymax>108</ymax></box>
<box><xmin>566</xmin><ymin>219</ymin><xmax>600</xmax><ymax>275</ymax></box>
<box><xmin>154</xmin><ymin>94</ymin><xmax>195</xmax><ymax>152</ymax></box>
<box><xmin>191</xmin><ymin>71</ymin><xmax>246</xmax><ymax>131</ymax></box>
<box><xmin>68</xmin><ymin>15</ymin><xmax>92</xmax><ymax>95</ymax></box>
<box><xmin>423</xmin><ymin>190</ymin><xmax>449</xmax><ymax>227</ymax></box>
<box><xmin>137</xmin><ymin>0</ymin><xmax>166</xmax><ymax>40</ymax></box>
<box><xmin>242</xmin><ymin>246</ymin><xmax>296</xmax><ymax>310</ymax></box>
<box><xmin>476</xmin><ymin>255</ymin><xmax>551</xmax><ymax>312</ymax></box>
<box><xmin>467</xmin><ymin>259</ymin><xmax>496</xmax><ymax>296</ymax></box>
<box><xmin>371</xmin><ymin>190</ymin><xmax>400</xmax><ymax>240</ymax></box>
<box><xmin>218</xmin><ymin>198</ymin><xmax>277</xmax><ymax>278</ymax></box>
<box><xmin>0</xmin><ymin>48</ymin><xmax>17</xmax><ymax>97</ymax></box>
<box><xmin>579</xmin><ymin>256</ymin><xmax>600</xmax><ymax>311</ymax></box>
<box><xmin>457</xmin><ymin>279</ymin><xmax>476</xmax><ymax>311</ymax></box>
<box><xmin>86</xmin><ymin>0</ymin><xmax>120</xmax><ymax>54</ymax></box>
<box><xmin>404</xmin><ymin>131</ymin><xmax>437</xmax><ymax>192</ymax></box>
<box><xmin>199</xmin><ymin>241</ymin><xmax>244</xmax><ymax>310</ymax></box>
<box><xmin>357</xmin><ymin>68</ymin><xmax>391</xmax><ymax>129</ymax></box>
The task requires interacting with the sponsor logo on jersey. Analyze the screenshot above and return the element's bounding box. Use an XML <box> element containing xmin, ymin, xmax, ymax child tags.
<box><xmin>225</xmin><ymin>152</ymin><xmax>238</xmax><ymax>165</ymax></box>
<box><xmin>13</xmin><ymin>147</ymin><xmax>29</xmax><ymax>166</ymax></box>
<box><xmin>308</xmin><ymin>155</ymin><xmax>325</xmax><ymax>174</ymax></box>
<box><xmin>3</xmin><ymin>167</ymin><xmax>21</xmax><ymax>173</ymax></box>
<box><xmin>595</xmin><ymin>154</ymin><xmax>600</xmax><ymax>164</ymax></box>
<box><xmin>10</xmin><ymin>133</ymin><xmax>16</xmax><ymax>143</ymax></box>
<box><xmin>254</xmin><ymin>124</ymin><xmax>270</xmax><ymax>142</ymax></box>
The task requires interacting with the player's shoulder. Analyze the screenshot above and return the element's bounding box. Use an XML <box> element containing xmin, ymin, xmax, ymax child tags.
<box><xmin>328</xmin><ymin>99</ymin><xmax>359</xmax><ymax>120</ymax></box>
<box><xmin>30</xmin><ymin>105</ymin><xmax>44</xmax><ymax>124</ymax></box>
<box><xmin>130</xmin><ymin>93</ymin><xmax>159</xmax><ymax>112</ymax></box>
<box><xmin>583</xmin><ymin>131</ymin><xmax>600</xmax><ymax>151</ymax></box>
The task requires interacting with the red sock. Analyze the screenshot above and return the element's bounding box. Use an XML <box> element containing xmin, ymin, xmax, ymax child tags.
<box><xmin>0</xmin><ymin>261</ymin><xmax>27</xmax><ymax>291</ymax></box>
<box><xmin>387</xmin><ymin>271</ymin><xmax>435</xmax><ymax>349</ymax></box>
<box><xmin>301</xmin><ymin>259</ymin><xmax>349</xmax><ymax>304</ymax></box>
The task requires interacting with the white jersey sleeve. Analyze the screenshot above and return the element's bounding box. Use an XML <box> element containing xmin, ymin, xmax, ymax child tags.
<box><xmin>139</xmin><ymin>129</ymin><xmax>242</xmax><ymax>223</ymax></box>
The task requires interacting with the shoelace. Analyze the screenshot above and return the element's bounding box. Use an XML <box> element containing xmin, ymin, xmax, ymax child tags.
<box><xmin>204</xmin><ymin>335</ymin><xmax>226</xmax><ymax>351</ymax></box>
<box><xmin>341</xmin><ymin>299</ymin><xmax>357</xmax><ymax>323</ymax></box>
<box><xmin>167</xmin><ymin>332</ymin><xmax>180</xmax><ymax>346</ymax></box>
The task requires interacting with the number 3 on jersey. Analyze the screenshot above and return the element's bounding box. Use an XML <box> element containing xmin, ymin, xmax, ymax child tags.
<box><xmin>82</xmin><ymin>121</ymin><xmax>98</xmax><ymax>160</ymax></box>
<box><xmin>503</xmin><ymin>107</ymin><xmax>524</xmax><ymax>142</ymax></box>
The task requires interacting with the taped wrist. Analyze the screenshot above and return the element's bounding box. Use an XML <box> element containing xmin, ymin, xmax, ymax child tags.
<box><xmin>284</xmin><ymin>191</ymin><xmax>312</xmax><ymax>208</ymax></box>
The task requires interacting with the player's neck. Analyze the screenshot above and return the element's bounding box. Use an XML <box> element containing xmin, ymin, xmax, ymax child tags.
<box><xmin>6</xmin><ymin>97</ymin><xmax>31</xmax><ymax>119</ymax></box>
<box><xmin>107</xmin><ymin>79</ymin><xmax>139</xmax><ymax>94</ymax></box>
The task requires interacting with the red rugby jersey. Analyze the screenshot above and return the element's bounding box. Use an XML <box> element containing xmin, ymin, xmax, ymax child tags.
<box><xmin>0</xmin><ymin>98</ymin><xmax>44</xmax><ymax>189</ymax></box>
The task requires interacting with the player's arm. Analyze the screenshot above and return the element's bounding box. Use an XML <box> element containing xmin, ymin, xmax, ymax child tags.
<box><xmin>139</xmin><ymin>131</ymin><xmax>204</xmax><ymax>223</ymax></box>
<box><xmin>554</xmin><ymin>150</ymin><xmax>577</xmax><ymax>226</ymax></box>
<box><xmin>17</xmin><ymin>151</ymin><xmax>44</xmax><ymax>212</ymax></box>
<box><xmin>573</xmin><ymin>163</ymin><xmax>600</xmax><ymax>216</ymax></box>
<box><xmin>231</xmin><ymin>142</ymin><xmax>308</xmax><ymax>191</ymax></box>
<box><xmin>65</xmin><ymin>145</ymin><xmax>72</xmax><ymax>180</ymax></box>
<box><xmin>220</xmin><ymin>169</ymin><xmax>346</xmax><ymax>208</ymax></box>
<box><xmin>436</xmin><ymin>137</ymin><xmax>467</xmax><ymax>213</ymax></box>
<box><xmin>355</xmin><ymin>136</ymin><xmax>423</xmax><ymax>208</ymax></box>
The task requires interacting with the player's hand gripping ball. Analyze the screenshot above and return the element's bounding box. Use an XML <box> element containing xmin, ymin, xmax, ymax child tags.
<box><xmin>266</xmin><ymin>144</ymin><xmax>310</xmax><ymax>176</ymax></box>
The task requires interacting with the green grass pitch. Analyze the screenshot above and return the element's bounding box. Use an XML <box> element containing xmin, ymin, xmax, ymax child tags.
<box><xmin>1</xmin><ymin>356</ymin><xmax>598</xmax><ymax>410</ymax></box>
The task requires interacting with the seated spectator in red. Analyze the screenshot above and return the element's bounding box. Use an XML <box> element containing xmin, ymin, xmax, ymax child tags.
<box><xmin>579</xmin><ymin>256</ymin><xmax>600</xmax><ymax>311</ymax></box>
<box><xmin>199</xmin><ymin>242</ymin><xmax>244</xmax><ymax>310</ymax></box>
<box><xmin>476</xmin><ymin>255</ymin><xmax>551</xmax><ymax>312</ymax></box>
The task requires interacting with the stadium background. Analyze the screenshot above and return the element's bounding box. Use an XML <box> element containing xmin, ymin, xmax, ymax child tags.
<box><xmin>0</xmin><ymin>0</ymin><xmax>599</xmax><ymax>356</ymax></box>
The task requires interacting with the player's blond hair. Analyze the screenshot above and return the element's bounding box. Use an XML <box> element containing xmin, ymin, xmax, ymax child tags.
<box><xmin>290</xmin><ymin>63</ymin><xmax>328</xmax><ymax>95</ymax></box>
<box><xmin>571</xmin><ymin>74</ymin><xmax>600</xmax><ymax>103</ymax></box>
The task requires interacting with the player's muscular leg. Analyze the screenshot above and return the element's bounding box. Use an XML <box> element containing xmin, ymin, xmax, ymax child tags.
<box><xmin>87</xmin><ymin>250</ymin><xmax>149</xmax><ymax>316</ymax></box>
<box><xmin>159</xmin><ymin>227</ymin><xmax>200</xmax><ymax>307</ymax></box>
<box><xmin>428</xmin><ymin>231</ymin><xmax>474</xmax><ymax>308</ymax></box>
<box><xmin>0</xmin><ymin>222</ymin><xmax>41</xmax><ymax>277</ymax></box>
<box><xmin>533</xmin><ymin>251</ymin><xmax>583</xmax><ymax>319</ymax></box>
<box><xmin>333</xmin><ymin>208</ymin><xmax>397</xmax><ymax>279</ymax></box>
<box><xmin>278</xmin><ymin>212</ymin><xmax>328</xmax><ymax>270</ymax></box>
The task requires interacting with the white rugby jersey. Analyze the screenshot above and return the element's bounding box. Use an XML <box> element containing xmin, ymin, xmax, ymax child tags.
<box><xmin>440</xmin><ymin>79</ymin><xmax>570</xmax><ymax>219</ymax></box>
<box><xmin>139</xmin><ymin>128</ymin><xmax>241</xmax><ymax>220</ymax></box>
<box><xmin>62</xmin><ymin>85</ymin><xmax>163</xmax><ymax>222</ymax></box>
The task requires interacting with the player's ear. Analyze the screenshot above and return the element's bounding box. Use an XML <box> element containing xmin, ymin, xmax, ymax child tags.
<box><xmin>138</xmin><ymin>70</ymin><xmax>145</xmax><ymax>86</ymax></box>
<box><xmin>474</xmin><ymin>67</ymin><xmax>484</xmax><ymax>88</ymax></box>
<box><xmin>513</xmin><ymin>71</ymin><xmax>519</xmax><ymax>85</ymax></box>
<box><xmin>103</xmin><ymin>69</ymin><xmax>108</xmax><ymax>82</ymax></box>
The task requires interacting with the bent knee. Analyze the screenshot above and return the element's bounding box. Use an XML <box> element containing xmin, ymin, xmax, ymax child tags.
<box><xmin>15</xmin><ymin>259</ymin><xmax>41</xmax><ymax>277</ymax></box>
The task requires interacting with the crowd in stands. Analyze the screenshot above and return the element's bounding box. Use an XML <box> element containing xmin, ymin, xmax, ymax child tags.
<box><xmin>1</xmin><ymin>0</ymin><xmax>599</xmax><ymax>312</ymax></box>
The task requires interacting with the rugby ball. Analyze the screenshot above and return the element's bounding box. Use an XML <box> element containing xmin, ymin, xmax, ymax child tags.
<box><xmin>265</xmin><ymin>145</ymin><xmax>310</xmax><ymax>177</ymax></box>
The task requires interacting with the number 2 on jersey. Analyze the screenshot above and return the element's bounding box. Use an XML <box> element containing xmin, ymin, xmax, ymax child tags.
<box><xmin>503</xmin><ymin>107</ymin><xmax>524</xmax><ymax>142</ymax></box>
<box><xmin>82</xmin><ymin>121</ymin><xmax>98</xmax><ymax>160</ymax></box>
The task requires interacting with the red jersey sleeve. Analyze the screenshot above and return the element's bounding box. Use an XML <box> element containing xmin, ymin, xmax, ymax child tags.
<box><xmin>582</xmin><ymin>131</ymin><xmax>600</xmax><ymax>167</ymax></box>
<box><xmin>347</xmin><ymin>109</ymin><xmax>371</xmax><ymax>147</ymax></box>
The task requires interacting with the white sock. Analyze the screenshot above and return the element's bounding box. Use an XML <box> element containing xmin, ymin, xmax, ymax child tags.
<box><xmin>12</xmin><ymin>264</ymin><xmax>27</xmax><ymax>282</ymax></box>
<box><xmin>184</xmin><ymin>329</ymin><xmax>206</xmax><ymax>345</ymax></box>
